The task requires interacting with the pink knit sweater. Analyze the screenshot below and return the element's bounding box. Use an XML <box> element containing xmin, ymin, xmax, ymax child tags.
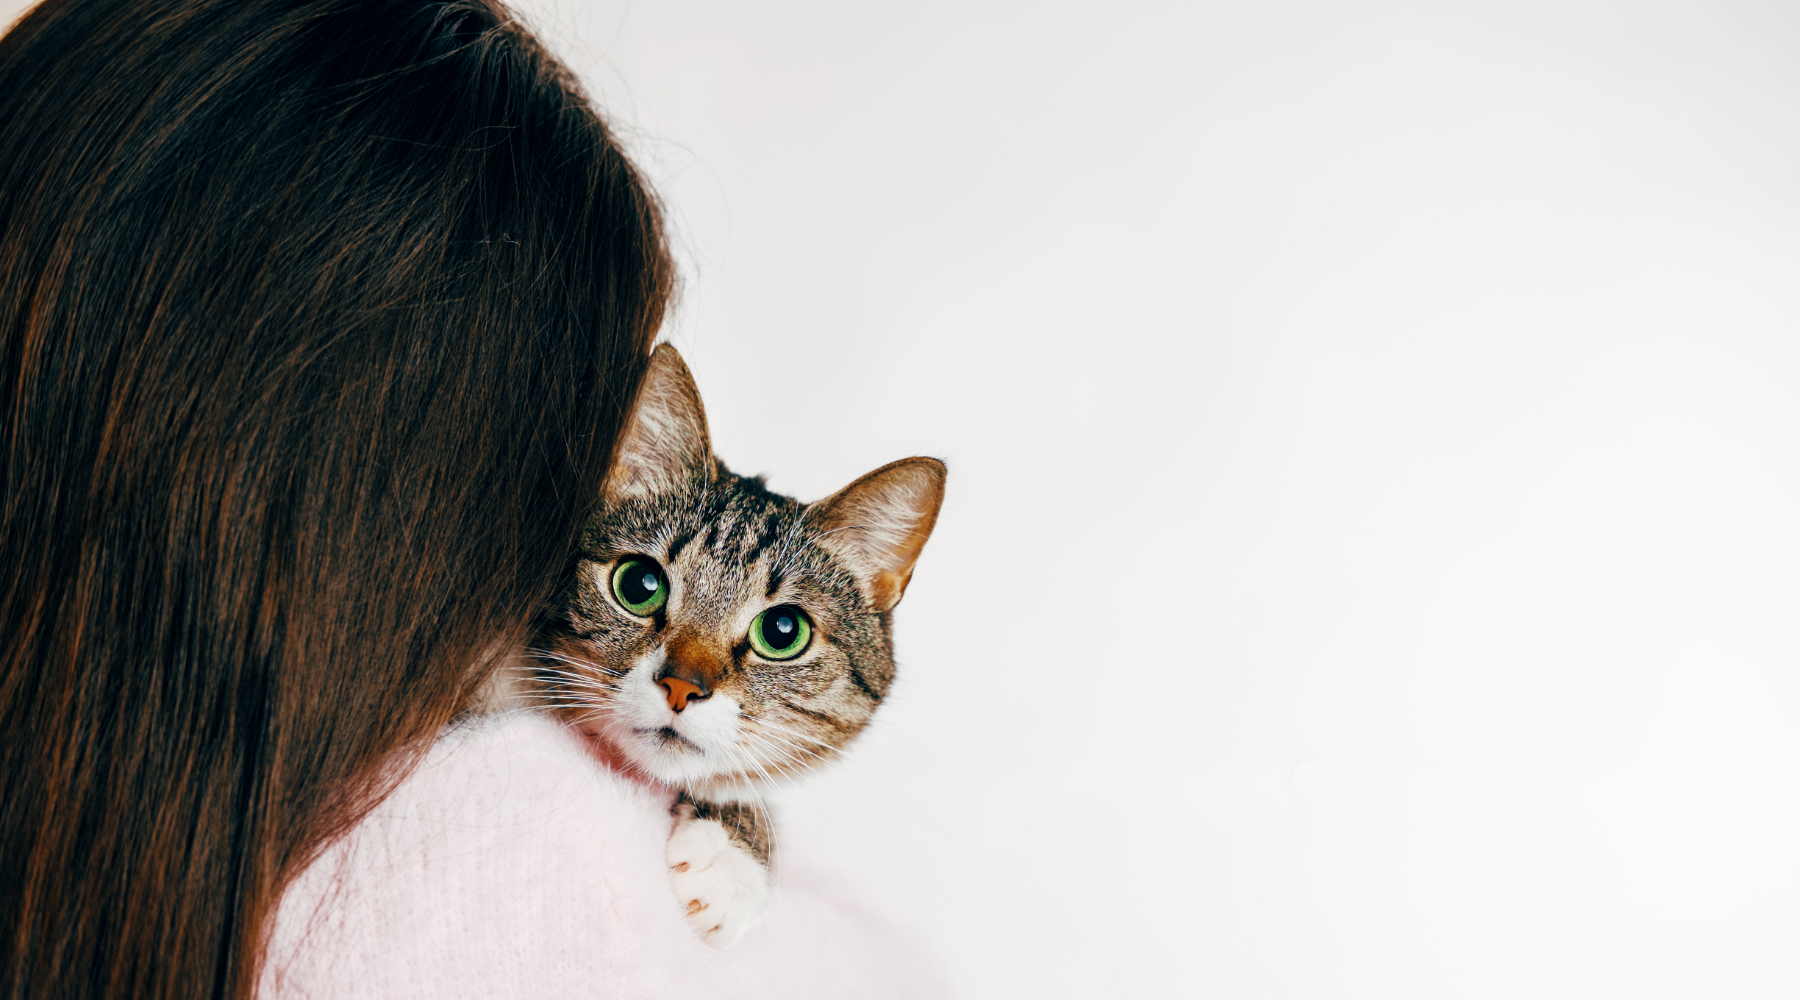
<box><xmin>259</xmin><ymin>712</ymin><xmax>948</xmax><ymax>999</ymax></box>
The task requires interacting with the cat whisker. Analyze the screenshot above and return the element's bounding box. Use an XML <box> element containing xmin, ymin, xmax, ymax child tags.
<box><xmin>532</xmin><ymin>682</ymin><xmax>616</xmax><ymax>701</ymax></box>
<box><xmin>526</xmin><ymin>652</ymin><xmax>619</xmax><ymax>673</ymax></box>
<box><xmin>709</xmin><ymin>742</ymin><xmax>778</xmax><ymax>835</ymax></box>
<box><xmin>527</xmin><ymin>662</ymin><xmax>608</xmax><ymax>681</ymax></box>
<box><xmin>748</xmin><ymin>735</ymin><xmax>831</xmax><ymax>773</ymax></box>
<box><xmin>739</xmin><ymin>725</ymin><xmax>832</xmax><ymax>767</ymax></box>
<box><xmin>739</xmin><ymin>734</ymin><xmax>815</xmax><ymax>778</ymax></box>
<box><xmin>738</xmin><ymin>726</ymin><xmax>829</xmax><ymax>779</ymax></box>
<box><xmin>725</xmin><ymin>737</ymin><xmax>788</xmax><ymax>794</ymax></box>
<box><xmin>525</xmin><ymin>649</ymin><xmax>627</xmax><ymax>679</ymax></box>
<box><xmin>748</xmin><ymin>716</ymin><xmax>845</xmax><ymax>755</ymax></box>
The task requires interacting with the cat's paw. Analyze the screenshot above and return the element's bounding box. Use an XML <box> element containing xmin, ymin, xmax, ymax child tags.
<box><xmin>666</xmin><ymin>804</ymin><xmax>771</xmax><ymax>948</ymax></box>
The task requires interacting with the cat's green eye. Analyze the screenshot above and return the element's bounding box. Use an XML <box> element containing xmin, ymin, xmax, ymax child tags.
<box><xmin>749</xmin><ymin>605</ymin><xmax>812</xmax><ymax>660</ymax></box>
<box><xmin>610</xmin><ymin>557</ymin><xmax>668</xmax><ymax>616</ymax></box>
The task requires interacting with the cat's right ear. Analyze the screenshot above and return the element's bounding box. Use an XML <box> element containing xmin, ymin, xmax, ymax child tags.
<box><xmin>604</xmin><ymin>344</ymin><xmax>714</xmax><ymax>502</ymax></box>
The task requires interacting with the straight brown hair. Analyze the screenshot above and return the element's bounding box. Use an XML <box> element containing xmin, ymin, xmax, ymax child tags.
<box><xmin>0</xmin><ymin>1</ymin><xmax>674</xmax><ymax>997</ymax></box>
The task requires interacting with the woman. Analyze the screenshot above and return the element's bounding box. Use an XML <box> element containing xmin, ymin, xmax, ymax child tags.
<box><xmin>0</xmin><ymin>0</ymin><xmax>674</xmax><ymax>996</ymax></box>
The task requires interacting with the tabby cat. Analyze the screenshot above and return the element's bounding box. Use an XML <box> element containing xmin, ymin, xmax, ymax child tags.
<box><xmin>520</xmin><ymin>344</ymin><xmax>944</xmax><ymax>947</ymax></box>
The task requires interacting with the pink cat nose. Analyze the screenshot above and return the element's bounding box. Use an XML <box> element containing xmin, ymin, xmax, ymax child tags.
<box><xmin>658</xmin><ymin>675</ymin><xmax>708</xmax><ymax>713</ymax></box>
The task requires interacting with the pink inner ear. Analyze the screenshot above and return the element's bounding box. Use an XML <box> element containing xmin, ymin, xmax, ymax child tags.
<box><xmin>810</xmin><ymin>458</ymin><xmax>944</xmax><ymax>613</ymax></box>
<box><xmin>868</xmin><ymin>567</ymin><xmax>915</xmax><ymax>613</ymax></box>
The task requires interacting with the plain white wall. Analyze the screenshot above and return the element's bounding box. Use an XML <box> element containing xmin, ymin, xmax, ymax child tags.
<box><xmin>9</xmin><ymin>0</ymin><xmax>1800</xmax><ymax>996</ymax></box>
<box><xmin>520</xmin><ymin>4</ymin><xmax>1800</xmax><ymax>998</ymax></box>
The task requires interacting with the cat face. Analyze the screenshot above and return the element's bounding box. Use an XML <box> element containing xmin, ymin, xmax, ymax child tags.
<box><xmin>533</xmin><ymin>346</ymin><xmax>944</xmax><ymax>796</ymax></box>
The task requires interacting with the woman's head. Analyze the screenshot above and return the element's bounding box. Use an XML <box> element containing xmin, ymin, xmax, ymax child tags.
<box><xmin>0</xmin><ymin>1</ymin><xmax>672</xmax><ymax>996</ymax></box>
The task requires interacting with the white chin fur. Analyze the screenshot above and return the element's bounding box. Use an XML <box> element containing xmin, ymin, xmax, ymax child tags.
<box><xmin>598</xmin><ymin>649</ymin><xmax>746</xmax><ymax>786</ymax></box>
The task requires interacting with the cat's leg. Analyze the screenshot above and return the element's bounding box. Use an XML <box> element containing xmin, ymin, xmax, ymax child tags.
<box><xmin>666</xmin><ymin>792</ymin><xmax>773</xmax><ymax>948</ymax></box>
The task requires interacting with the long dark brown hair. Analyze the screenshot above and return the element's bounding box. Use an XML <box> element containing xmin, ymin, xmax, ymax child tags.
<box><xmin>0</xmin><ymin>0</ymin><xmax>674</xmax><ymax>996</ymax></box>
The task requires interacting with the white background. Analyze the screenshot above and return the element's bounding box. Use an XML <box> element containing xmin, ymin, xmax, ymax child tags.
<box><xmin>12</xmin><ymin>0</ymin><xmax>1800</xmax><ymax>996</ymax></box>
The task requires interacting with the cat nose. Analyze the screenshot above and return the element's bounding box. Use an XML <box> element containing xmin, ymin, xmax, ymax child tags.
<box><xmin>657</xmin><ymin>672</ymin><xmax>710</xmax><ymax>713</ymax></box>
<box><xmin>657</xmin><ymin>635</ymin><xmax>724</xmax><ymax>713</ymax></box>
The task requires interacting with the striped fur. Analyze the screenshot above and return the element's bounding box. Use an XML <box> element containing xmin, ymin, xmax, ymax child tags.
<box><xmin>523</xmin><ymin>345</ymin><xmax>944</xmax><ymax>946</ymax></box>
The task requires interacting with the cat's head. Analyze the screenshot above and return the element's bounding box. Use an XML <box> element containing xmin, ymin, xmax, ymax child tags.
<box><xmin>536</xmin><ymin>345</ymin><xmax>945</xmax><ymax>797</ymax></box>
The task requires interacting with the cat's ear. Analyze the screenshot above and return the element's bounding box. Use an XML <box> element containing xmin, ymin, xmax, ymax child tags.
<box><xmin>808</xmin><ymin>457</ymin><xmax>946</xmax><ymax>613</ymax></box>
<box><xmin>605</xmin><ymin>344</ymin><xmax>714</xmax><ymax>502</ymax></box>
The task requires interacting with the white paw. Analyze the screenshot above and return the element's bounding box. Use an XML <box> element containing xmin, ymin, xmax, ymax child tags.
<box><xmin>666</xmin><ymin>807</ymin><xmax>771</xmax><ymax>948</ymax></box>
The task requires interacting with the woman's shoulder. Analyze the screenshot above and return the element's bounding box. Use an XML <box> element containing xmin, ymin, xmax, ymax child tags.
<box><xmin>261</xmin><ymin>711</ymin><xmax>948</xmax><ymax>1000</ymax></box>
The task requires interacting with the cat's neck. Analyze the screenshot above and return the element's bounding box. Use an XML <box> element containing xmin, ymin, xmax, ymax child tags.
<box><xmin>683</xmin><ymin>775</ymin><xmax>771</xmax><ymax>804</ymax></box>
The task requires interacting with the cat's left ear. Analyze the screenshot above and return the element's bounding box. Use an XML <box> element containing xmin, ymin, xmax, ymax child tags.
<box><xmin>808</xmin><ymin>457</ymin><xmax>946</xmax><ymax>613</ymax></box>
